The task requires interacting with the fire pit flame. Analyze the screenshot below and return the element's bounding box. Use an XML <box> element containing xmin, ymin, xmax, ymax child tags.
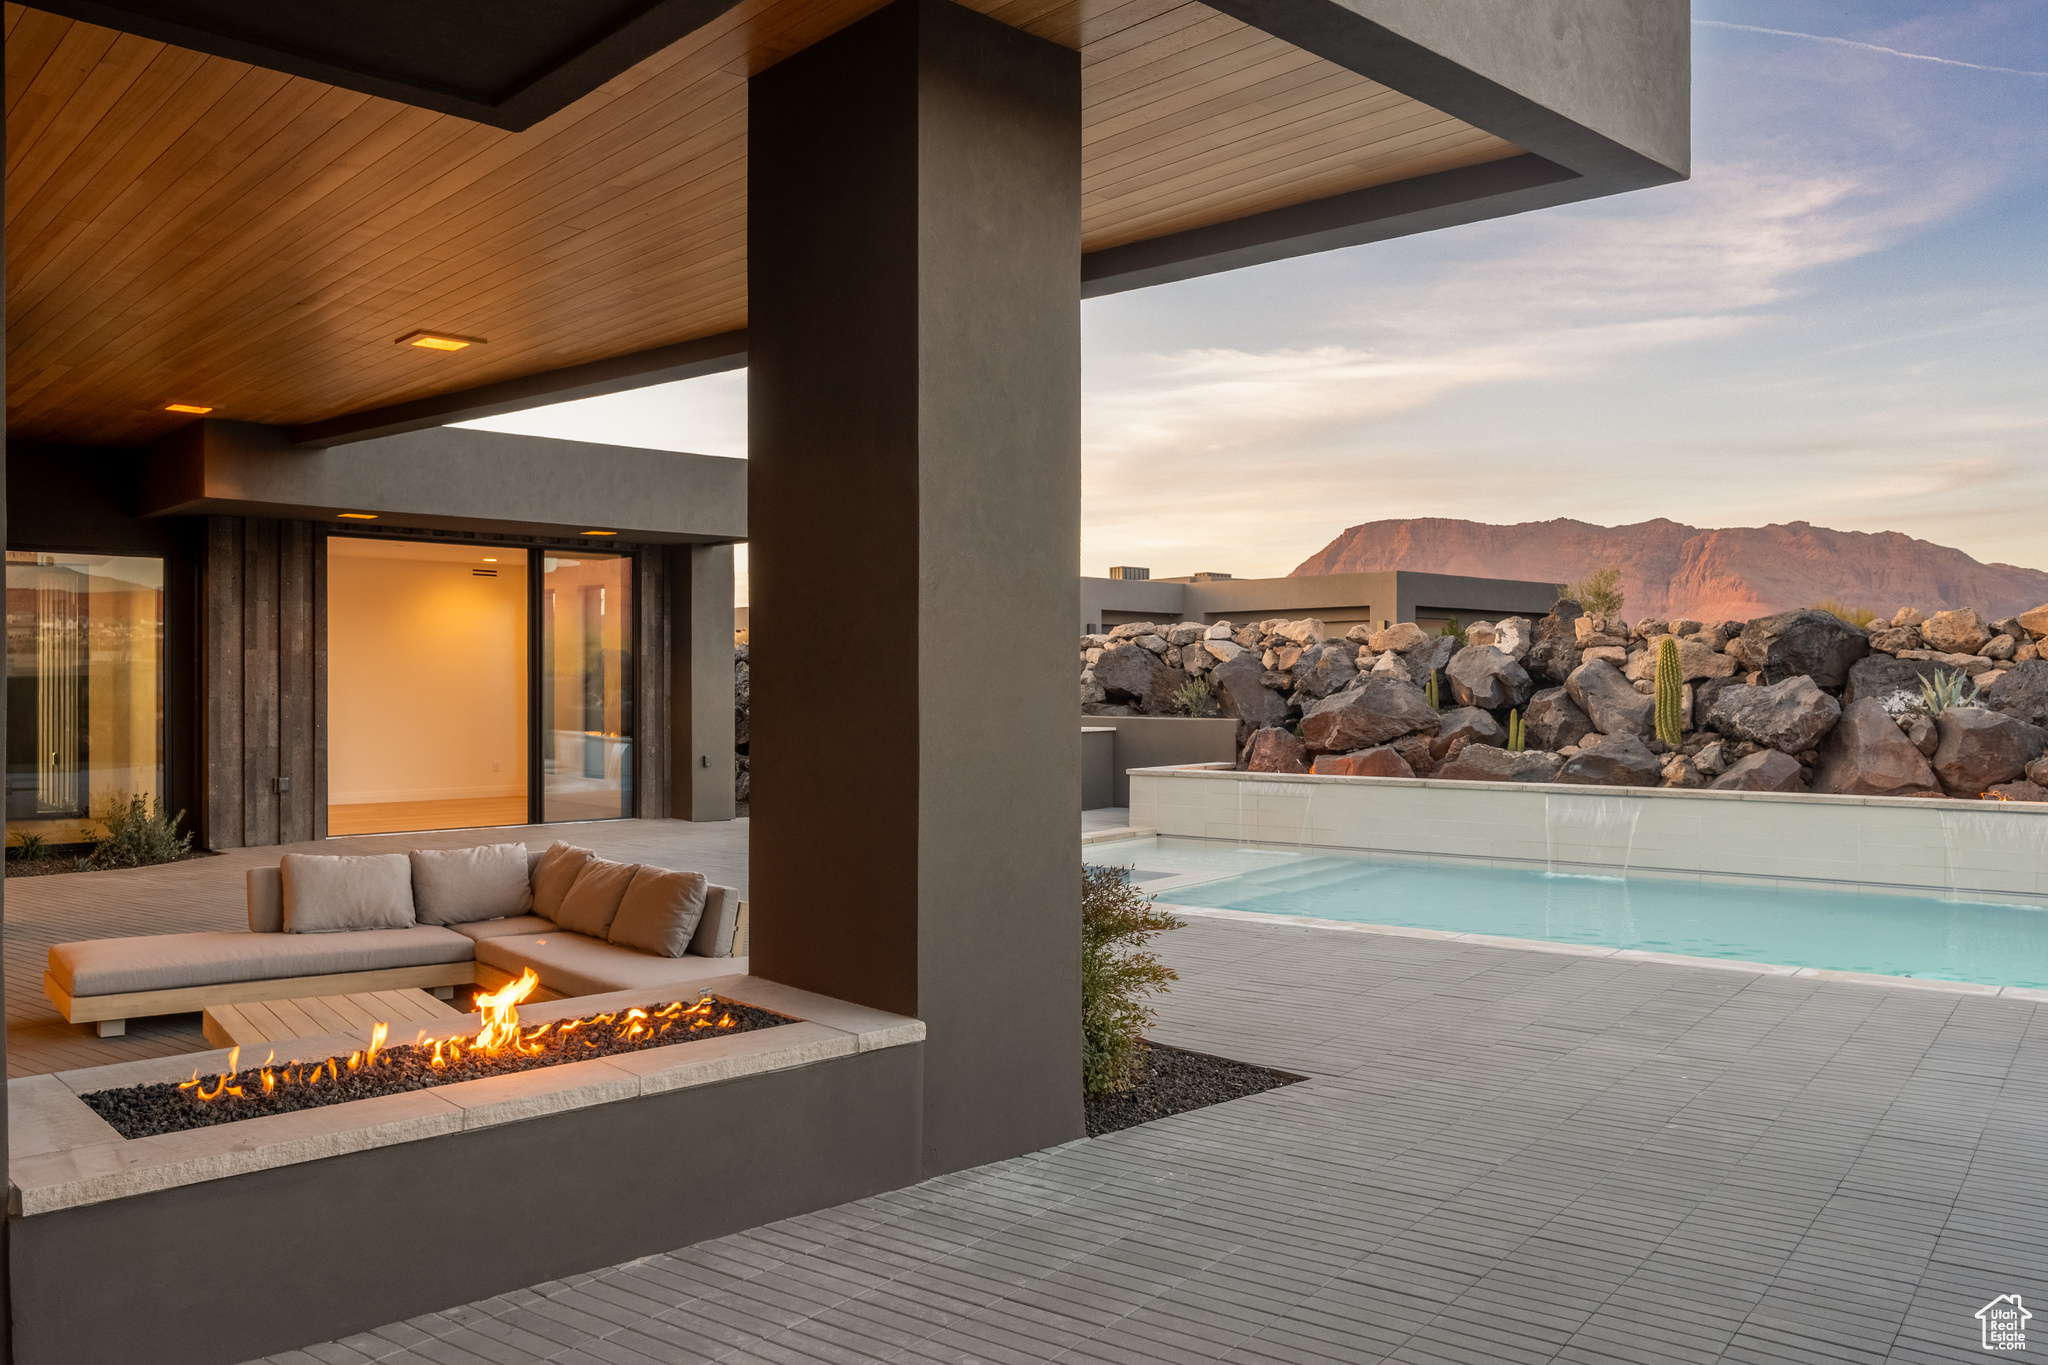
<box><xmin>475</xmin><ymin>968</ymin><xmax>542</xmax><ymax>1054</ymax></box>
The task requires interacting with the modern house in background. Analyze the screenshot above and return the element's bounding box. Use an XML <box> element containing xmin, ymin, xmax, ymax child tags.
<box><xmin>0</xmin><ymin>0</ymin><xmax>1687</xmax><ymax>1357</ymax></box>
<box><xmin>1082</xmin><ymin>569</ymin><xmax>1565</xmax><ymax>637</ymax></box>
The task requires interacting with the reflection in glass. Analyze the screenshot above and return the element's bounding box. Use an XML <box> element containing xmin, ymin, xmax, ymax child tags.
<box><xmin>542</xmin><ymin>554</ymin><xmax>633</xmax><ymax>821</ymax></box>
<box><xmin>5</xmin><ymin>552</ymin><xmax>164</xmax><ymax>841</ymax></box>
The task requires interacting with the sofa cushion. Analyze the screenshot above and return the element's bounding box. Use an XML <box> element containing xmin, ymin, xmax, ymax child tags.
<box><xmin>691</xmin><ymin>885</ymin><xmax>742</xmax><ymax>958</ymax></box>
<box><xmin>281</xmin><ymin>853</ymin><xmax>415</xmax><ymax>933</ymax></box>
<box><xmin>49</xmin><ymin>926</ymin><xmax>474</xmax><ymax>998</ymax></box>
<box><xmin>554</xmin><ymin>857</ymin><xmax>637</xmax><ymax>939</ymax></box>
<box><xmin>410</xmin><ymin>843</ymin><xmax>534</xmax><ymax>925</ymax></box>
<box><xmin>609</xmin><ymin>867</ymin><xmax>708</xmax><ymax>958</ymax></box>
<box><xmin>248</xmin><ymin>867</ymin><xmax>283</xmax><ymax>934</ymax></box>
<box><xmin>446</xmin><ymin>915</ymin><xmax>556</xmax><ymax>943</ymax></box>
<box><xmin>531</xmin><ymin>842</ymin><xmax>594</xmax><ymax>919</ymax></box>
<box><xmin>474</xmin><ymin>932</ymin><xmax>744</xmax><ymax>998</ymax></box>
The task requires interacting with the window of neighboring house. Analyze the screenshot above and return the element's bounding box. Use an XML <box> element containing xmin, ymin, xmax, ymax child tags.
<box><xmin>5</xmin><ymin>551</ymin><xmax>164</xmax><ymax>844</ymax></box>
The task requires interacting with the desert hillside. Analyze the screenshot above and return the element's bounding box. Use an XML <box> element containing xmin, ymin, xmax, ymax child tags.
<box><xmin>1290</xmin><ymin>517</ymin><xmax>2048</xmax><ymax>621</ymax></box>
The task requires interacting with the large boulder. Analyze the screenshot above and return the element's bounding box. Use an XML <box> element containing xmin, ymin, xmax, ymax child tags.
<box><xmin>1299</xmin><ymin>676</ymin><xmax>1439</xmax><ymax>754</ymax></box>
<box><xmin>1843</xmin><ymin>654</ymin><xmax>1961</xmax><ymax>708</ymax></box>
<box><xmin>1701</xmin><ymin>676</ymin><xmax>1840</xmax><ymax>753</ymax></box>
<box><xmin>1431</xmin><ymin>706</ymin><xmax>1505</xmax><ymax>761</ymax></box>
<box><xmin>1866</xmin><ymin>626</ymin><xmax>1921</xmax><ymax>655</ymax></box>
<box><xmin>1984</xmin><ymin>660</ymin><xmax>2048</xmax><ymax>728</ymax></box>
<box><xmin>1094</xmin><ymin>644</ymin><xmax>1172</xmax><ymax>709</ymax></box>
<box><xmin>1389</xmin><ymin>732</ymin><xmax>1438</xmax><ymax>776</ymax></box>
<box><xmin>1810</xmin><ymin>697</ymin><xmax>1942</xmax><ymax>797</ymax></box>
<box><xmin>1554</xmin><ymin>734</ymin><xmax>1662</xmax><ymax>787</ymax></box>
<box><xmin>2019</xmin><ymin>604</ymin><xmax>2048</xmax><ymax>638</ymax></box>
<box><xmin>1164</xmin><ymin>621</ymin><xmax>1207</xmax><ymax>647</ymax></box>
<box><xmin>1930</xmin><ymin>708</ymin><xmax>2048</xmax><ymax>798</ymax></box>
<box><xmin>1243</xmin><ymin>727</ymin><xmax>1309</xmax><ymax>774</ymax></box>
<box><xmin>1295</xmin><ymin>641</ymin><xmax>1358</xmax><ymax>699</ymax></box>
<box><xmin>1725</xmin><ymin>609</ymin><xmax>1869</xmax><ymax>688</ymax></box>
<box><xmin>1527</xmin><ymin>601</ymin><xmax>1585</xmax><ymax>684</ymax></box>
<box><xmin>1565</xmin><ymin>659</ymin><xmax>1654</xmax><ymax>739</ymax></box>
<box><xmin>1921</xmin><ymin>608</ymin><xmax>1990</xmax><ymax>655</ymax></box>
<box><xmin>1524</xmin><ymin>687</ymin><xmax>1596</xmax><ymax>750</ymax></box>
<box><xmin>1708</xmin><ymin>749</ymin><xmax>1805</xmax><ymax>793</ymax></box>
<box><xmin>1490</xmin><ymin>617</ymin><xmax>1533</xmax><ymax>662</ymax></box>
<box><xmin>1273</xmin><ymin>618</ymin><xmax>1325</xmax><ymax>645</ymax></box>
<box><xmin>1435</xmin><ymin>745</ymin><xmax>1564</xmax><ymax>783</ymax></box>
<box><xmin>1446</xmin><ymin>645</ymin><xmax>1533</xmax><ymax>710</ymax></box>
<box><xmin>1310</xmin><ymin>746</ymin><xmax>1414</xmax><ymax>778</ymax></box>
<box><xmin>1622</xmin><ymin>635</ymin><xmax>1738</xmax><ymax>683</ymax></box>
<box><xmin>1203</xmin><ymin>638</ymin><xmax>1245</xmax><ymax>665</ymax></box>
<box><xmin>1209</xmin><ymin>654</ymin><xmax>1289</xmax><ymax>731</ymax></box>
<box><xmin>1404</xmin><ymin>635</ymin><xmax>1458</xmax><ymax>687</ymax></box>
<box><xmin>1365</xmin><ymin>621</ymin><xmax>1429</xmax><ymax>654</ymax></box>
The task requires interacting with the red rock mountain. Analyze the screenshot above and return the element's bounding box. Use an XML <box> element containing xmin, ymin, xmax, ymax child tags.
<box><xmin>1290</xmin><ymin>518</ymin><xmax>2048</xmax><ymax>622</ymax></box>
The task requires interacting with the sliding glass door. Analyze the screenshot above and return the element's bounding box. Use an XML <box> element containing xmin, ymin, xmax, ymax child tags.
<box><xmin>540</xmin><ymin>552</ymin><xmax>633</xmax><ymax>822</ymax></box>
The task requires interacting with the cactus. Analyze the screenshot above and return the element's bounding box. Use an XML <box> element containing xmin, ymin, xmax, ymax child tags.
<box><xmin>1506</xmin><ymin>708</ymin><xmax>1525</xmax><ymax>753</ymax></box>
<box><xmin>1424</xmin><ymin>671</ymin><xmax>1441</xmax><ymax>711</ymax></box>
<box><xmin>1654</xmin><ymin>637</ymin><xmax>1683</xmax><ymax>746</ymax></box>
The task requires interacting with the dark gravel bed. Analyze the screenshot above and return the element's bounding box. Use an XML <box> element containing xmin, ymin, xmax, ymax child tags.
<box><xmin>83</xmin><ymin>997</ymin><xmax>795</xmax><ymax>1140</ymax></box>
<box><xmin>1086</xmin><ymin>1040</ymin><xmax>1304</xmax><ymax>1137</ymax></box>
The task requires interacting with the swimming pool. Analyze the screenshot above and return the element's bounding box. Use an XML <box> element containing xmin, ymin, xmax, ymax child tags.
<box><xmin>1086</xmin><ymin>837</ymin><xmax>2048</xmax><ymax>989</ymax></box>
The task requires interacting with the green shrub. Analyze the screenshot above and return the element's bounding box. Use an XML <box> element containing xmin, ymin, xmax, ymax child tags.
<box><xmin>1920</xmin><ymin>669</ymin><xmax>1979</xmax><ymax>717</ymax></box>
<box><xmin>9</xmin><ymin>832</ymin><xmax>49</xmax><ymax>863</ymax></box>
<box><xmin>1811</xmin><ymin>598</ymin><xmax>1877</xmax><ymax>628</ymax></box>
<box><xmin>1437</xmin><ymin>615</ymin><xmax>1467</xmax><ymax>648</ymax></box>
<box><xmin>1566</xmin><ymin>567</ymin><xmax>1625</xmax><ymax>616</ymax></box>
<box><xmin>1170</xmin><ymin>676</ymin><xmax>1217</xmax><ymax>717</ymax></box>
<box><xmin>1081</xmin><ymin>866</ymin><xmax>1182</xmax><ymax>1096</ymax></box>
<box><xmin>84</xmin><ymin>794</ymin><xmax>193</xmax><ymax>870</ymax></box>
<box><xmin>1654</xmin><ymin>637</ymin><xmax>1683</xmax><ymax>746</ymax></box>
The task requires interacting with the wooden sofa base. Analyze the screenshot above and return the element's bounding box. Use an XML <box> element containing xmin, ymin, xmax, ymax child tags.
<box><xmin>47</xmin><ymin>963</ymin><xmax>482</xmax><ymax>1037</ymax></box>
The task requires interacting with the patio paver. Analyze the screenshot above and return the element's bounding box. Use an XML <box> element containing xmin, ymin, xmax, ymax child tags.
<box><xmin>252</xmin><ymin>908</ymin><xmax>2044</xmax><ymax>1364</ymax></box>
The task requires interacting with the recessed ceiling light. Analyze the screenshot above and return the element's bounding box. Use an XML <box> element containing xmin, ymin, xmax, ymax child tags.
<box><xmin>482</xmin><ymin>557</ymin><xmax>498</xmax><ymax>563</ymax></box>
<box><xmin>397</xmin><ymin>330</ymin><xmax>484</xmax><ymax>351</ymax></box>
<box><xmin>337</xmin><ymin>512</ymin><xmax>379</xmax><ymax>520</ymax></box>
<box><xmin>165</xmin><ymin>403</ymin><xmax>213</xmax><ymax>414</ymax></box>
<box><xmin>580</xmin><ymin>530</ymin><xmax>618</xmax><ymax>537</ymax></box>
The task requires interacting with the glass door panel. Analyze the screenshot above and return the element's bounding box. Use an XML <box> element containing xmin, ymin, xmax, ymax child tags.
<box><xmin>326</xmin><ymin>539</ymin><xmax>528</xmax><ymax>836</ymax></box>
<box><xmin>5</xmin><ymin>551</ymin><xmax>164</xmax><ymax>842</ymax></box>
<box><xmin>541</xmin><ymin>553</ymin><xmax>633</xmax><ymax>821</ymax></box>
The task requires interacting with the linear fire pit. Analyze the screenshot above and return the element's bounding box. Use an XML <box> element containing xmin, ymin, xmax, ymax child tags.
<box><xmin>8</xmin><ymin>974</ymin><xmax>925</xmax><ymax>1365</ymax></box>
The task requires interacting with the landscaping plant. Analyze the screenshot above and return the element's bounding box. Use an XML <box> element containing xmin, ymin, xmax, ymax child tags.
<box><xmin>1437</xmin><ymin>615</ymin><xmax>1467</xmax><ymax>648</ymax></box>
<box><xmin>1810</xmin><ymin>598</ymin><xmax>1877</xmax><ymax>628</ymax></box>
<box><xmin>1919</xmin><ymin>669</ymin><xmax>1980</xmax><ymax>717</ymax></box>
<box><xmin>1566</xmin><ymin>566</ymin><xmax>1625</xmax><ymax>616</ymax></box>
<box><xmin>9</xmin><ymin>832</ymin><xmax>49</xmax><ymax>863</ymax></box>
<box><xmin>1506</xmin><ymin>709</ymin><xmax>1525</xmax><ymax>753</ymax></box>
<box><xmin>1654</xmin><ymin>637</ymin><xmax>1683</xmax><ymax>746</ymax></box>
<box><xmin>1424</xmin><ymin>672</ymin><xmax>1441</xmax><ymax>711</ymax></box>
<box><xmin>1169</xmin><ymin>676</ymin><xmax>1217</xmax><ymax>718</ymax></box>
<box><xmin>1081</xmin><ymin>865</ymin><xmax>1183</xmax><ymax>1096</ymax></box>
<box><xmin>83</xmin><ymin>793</ymin><xmax>194</xmax><ymax>870</ymax></box>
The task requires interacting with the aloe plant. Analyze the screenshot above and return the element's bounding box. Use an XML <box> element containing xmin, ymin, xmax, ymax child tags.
<box><xmin>1654</xmin><ymin>637</ymin><xmax>1683</xmax><ymax>746</ymax></box>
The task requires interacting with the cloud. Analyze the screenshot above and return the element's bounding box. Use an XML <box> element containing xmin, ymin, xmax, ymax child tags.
<box><xmin>1694</xmin><ymin>19</ymin><xmax>2048</xmax><ymax>78</ymax></box>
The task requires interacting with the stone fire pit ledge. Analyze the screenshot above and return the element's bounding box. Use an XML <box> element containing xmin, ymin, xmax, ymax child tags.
<box><xmin>7</xmin><ymin>976</ymin><xmax>924</xmax><ymax>1217</ymax></box>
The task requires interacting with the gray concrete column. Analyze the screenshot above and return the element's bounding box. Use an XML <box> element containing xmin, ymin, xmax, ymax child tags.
<box><xmin>749</xmin><ymin>0</ymin><xmax>1083</xmax><ymax>1174</ymax></box>
<box><xmin>667</xmin><ymin>542</ymin><xmax>737</xmax><ymax>821</ymax></box>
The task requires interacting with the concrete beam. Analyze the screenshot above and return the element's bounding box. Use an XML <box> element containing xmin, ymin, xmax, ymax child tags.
<box><xmin>142</xmin><ymin>420</ymin><xmax>746</xmax><ymax>544</ymax></box>
<box><xmin>749</xmin><ymin>0</ymin><xmax>1084</xmax><ymax>1175</ymax></box>
<box><xmin>670</xmin><ymin>543</ymin><xmax>739</xmax><ymax>821</ymax></box>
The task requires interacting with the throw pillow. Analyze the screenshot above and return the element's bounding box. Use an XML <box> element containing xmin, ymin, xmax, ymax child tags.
<box><xmin>281</xmin><ymin>853</ymin><xmax>415</xmax><ymax>933</ymax></box>
<box><xmin>410</xmin><ymin>843</ymin><xmax>534</xmax><ymax>926</ymax></box>
<box><xmin>531</xmin><ymin>841</ymin><xmax>595</xmax><ymax>919</ymax></box>
<box><xmin>609</xmin><ymin>867</ymin><xmax>709</xmax><ymax>958</ymax></box>
<box><xmin>553</xmin><ymin>856</ymin><xmax>638</xmax><ymax>939</ymax></box>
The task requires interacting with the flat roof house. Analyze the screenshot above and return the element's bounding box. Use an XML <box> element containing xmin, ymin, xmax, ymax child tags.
<box><xmin>0</xmin><ymin>0</ymin><xmax>1688</xmax><ymax>1358</ymax></box>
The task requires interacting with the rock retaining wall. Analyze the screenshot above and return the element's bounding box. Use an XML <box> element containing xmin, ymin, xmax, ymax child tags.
<box><xmin>1080</xmin><ymin>603</ymin><xmax>2048</xmax><ymax>801</ymax></box>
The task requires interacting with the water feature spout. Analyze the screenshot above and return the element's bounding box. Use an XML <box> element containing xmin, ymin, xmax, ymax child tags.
<box><xmin>1544</xmin><ymin>793</ymin><xmax>1643</xmax><ymax>879</ymax></box>
<box><xmin>1939</xmin><ymin>807</ymin><xmax>2048</xmax><ymax>905</ymax></box>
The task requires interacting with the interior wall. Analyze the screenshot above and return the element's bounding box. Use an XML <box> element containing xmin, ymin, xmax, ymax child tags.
<box><xmin>325</xmin><ymin>540</ymin><xmax>527</xmax><ymax>805</ymax></box>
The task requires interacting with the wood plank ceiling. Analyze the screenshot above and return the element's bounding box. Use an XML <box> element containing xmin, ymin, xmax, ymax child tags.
<box><xmin>3</xmin><ymin>0</ymin><xmax>1518</xmax><ymax>447</ymax></box>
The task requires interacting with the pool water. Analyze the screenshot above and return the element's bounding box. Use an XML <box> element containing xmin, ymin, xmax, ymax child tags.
<box><xmin>1088</xmin><ymin>839</ymin><xmax>2048</xmax><ymax>989</ymax></box>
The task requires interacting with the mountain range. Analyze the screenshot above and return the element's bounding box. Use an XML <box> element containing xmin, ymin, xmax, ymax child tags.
<box><xmin>1289</xmin><ymin>518</ymin><xmax>2048</xmax><ymax>622</ymax></box>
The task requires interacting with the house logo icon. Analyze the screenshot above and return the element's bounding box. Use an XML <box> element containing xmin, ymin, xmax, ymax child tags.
<box><xmin>1978</xmin><ymin>1294</ymin><xmax>2031</xmax><ymax>1351</ymax></box>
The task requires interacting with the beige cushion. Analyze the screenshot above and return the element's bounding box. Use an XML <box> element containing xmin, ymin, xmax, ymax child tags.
<box><xmin>281</xmin><ymin>854</ymin><xmax>415</xmax><ymax>933</ymax></box>
<box><xmin>446</xmin><ymin>915</ymin><xmax>555</xmax><ymax>943</ymax></box>
<box><xmin>553</xmin><ymin>856</ymin><xmax>637</xmax><ymax>939</ymax></box>
<box><xmin>531</xmin><ymin>842</ymin><xmax>594</xmax><ymax>918</ymax></box>
<box><xmin>609</xmin><ymin>868</ymin><xmax>708</xmax><ymax>958</ymax></box>
<box><xmin>690</xmin><ymin>885</ymin><xmax>743</xmax><ymax>958</ymax></box>
<box><xmin>49</xmin><ymin>926</ymin><xmax>473</xmax><ymax>998</ymax></box>
<box><xmin>474</xmin><ymin>932</ymin><xmax>744</xmax><ymax>998</ymax></box>
<box><xmin>410</xmin><ymin>843</ymin><xmax>534</xmax><ymax>925</ymax></box>
<box><xmin>247</xmin><ymin>867</ymin><xmax>283</xmax><ymax>934</ymax></box>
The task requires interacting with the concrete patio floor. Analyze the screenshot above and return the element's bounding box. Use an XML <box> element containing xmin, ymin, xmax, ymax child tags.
<box><xmin>252</xmin><ymin>903</ymin><xmax>2046</xmax><ymax>1365</ymax></box>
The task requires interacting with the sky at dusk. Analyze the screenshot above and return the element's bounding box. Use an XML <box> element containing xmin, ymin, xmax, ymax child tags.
<box><xmin>466</xmin><ymin>0</ymin><xmax>2048</xmax><ymax>602</ymax></box>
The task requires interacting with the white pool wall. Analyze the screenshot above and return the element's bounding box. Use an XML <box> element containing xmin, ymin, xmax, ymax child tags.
<box><xmin>1126</xmin><ymin>766</ymin><xmax>2048</xmax><ymax>905</ymax></box>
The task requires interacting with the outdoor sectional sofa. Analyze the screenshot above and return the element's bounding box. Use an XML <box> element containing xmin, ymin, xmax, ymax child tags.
<box><xmin>45</xmin><ymin>842</ymin><xmax>748</xmax><ymax>1036</ymax></box>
